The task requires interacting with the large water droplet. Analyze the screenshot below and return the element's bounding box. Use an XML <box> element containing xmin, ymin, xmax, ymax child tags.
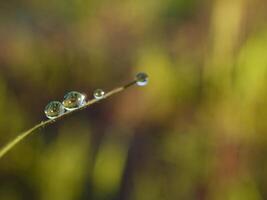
<box><xmin>44</xmin><ymin>101</ymin><xmax>65</xmax><ymax>119</ymax></box>
<box><xmin>62</xmin><ymin>91</ymin><xmax>86</xmax><ymax>110</ymax></box>
<box><xmin>94</xmin><ymin>89</ymin><xmax>105</xmax><ymax>99</ymax></box>
<box><xmin>136</xmin><ymin>72</ymin><xmax>148</xmax><ymax>86</ymax></box>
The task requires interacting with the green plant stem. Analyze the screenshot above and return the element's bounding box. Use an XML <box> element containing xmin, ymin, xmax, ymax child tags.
<box><xmin>0</xmin><ymin>80</ymin><xmax>137</xmax><ymax>160</ymax></box>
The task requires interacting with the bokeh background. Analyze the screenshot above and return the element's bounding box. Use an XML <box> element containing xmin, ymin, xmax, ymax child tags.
<box><xmin>0</xmin><ymin>0</ymin><xmax>267</xmax><ymax>199</ymax></box>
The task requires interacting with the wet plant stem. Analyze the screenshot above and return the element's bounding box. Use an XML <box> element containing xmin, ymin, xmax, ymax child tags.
<box><xmin>0</xmin><ymin>80</ymin><xmax>137</xmax><ymax>160</ymax></box>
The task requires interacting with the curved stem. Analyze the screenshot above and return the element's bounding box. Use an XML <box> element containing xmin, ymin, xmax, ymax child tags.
<box><xmin>0</xmin><ymin>80</ymin><xmax>137</xmax><ymax>160</ymax></box>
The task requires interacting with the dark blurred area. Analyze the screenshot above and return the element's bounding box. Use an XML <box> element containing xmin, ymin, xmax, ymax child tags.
<box><xmin>1</xmin><ymin>0</ymin><xmax>267</xmax><ymax>199</ymax></box>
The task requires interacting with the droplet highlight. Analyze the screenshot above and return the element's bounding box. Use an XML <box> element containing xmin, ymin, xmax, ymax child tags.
<box><xmin>136</xmin><ymin>72</ymin><xmax>148</xmax><ymax>86</ymax></box>
<box><xmin>94</xmin><ymin>89</ymin><xmax>105</xmax><ymax>99</ymax></box>
<box><xmin>62</xmin><ymin>91</ymin><xmax>86</xmax><ymax>110</ymax></box>
<box><xmin>44</xmin><ymin>101</ymin><xmax>65</xmax><ymax>119</ymax></box>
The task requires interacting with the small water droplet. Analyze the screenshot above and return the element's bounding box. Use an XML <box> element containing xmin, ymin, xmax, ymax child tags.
<box><xmin>136</xmin><ymin>72</ymin><xmax>148</xmax><ymax>86</ymax></box>
<box><xmin>44</xmin><ymin>101</ymin><xmax>65</xmax><ymax>119</ymax></box>
<box><xmin>62</xmin><ymin>91</ymin><xmax>86</xmax><ymax>110</ymax></box>
<box><xmin>94</xmin><ymin>89</ymin><xmax>105</xmax><ymax>99</ymax></box>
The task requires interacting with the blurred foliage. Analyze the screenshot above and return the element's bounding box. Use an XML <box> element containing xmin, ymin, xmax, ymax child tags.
<box><xmin>0</xmin><ymin>0</ymin><xmax>267</xmax><ymax>199</ymax></box>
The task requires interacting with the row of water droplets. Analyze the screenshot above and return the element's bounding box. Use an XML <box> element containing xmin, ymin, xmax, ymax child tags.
<box><xmin>44</xmin><ymin>72</ymin><xmax>148</xmax><ymax>119</ymax></box>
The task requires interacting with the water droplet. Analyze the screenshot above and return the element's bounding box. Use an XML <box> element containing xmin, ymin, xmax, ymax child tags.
<box><xmin>44</xmin><ymin>101</ymin><xmax>65</xmax><ymax>119</ymax></box>
<box><xmin>62</xmin><ymin>91</ymin><xmax>86</xmax><ymax>110</ymax></box>
<box><xmin>94</xmin><ymin>89</ymin><xmax>105</xmax><ymax>99</ymax></box>
<box><xmin>136</xmin><ymin>72</ymin><xmax>148</xmax><ymax>86</ymax></box>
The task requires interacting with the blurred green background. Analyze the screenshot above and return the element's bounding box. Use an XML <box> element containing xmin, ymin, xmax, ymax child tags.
<box><xmin>0</xmin><ymin>0</ymin><xmax>267</xmax><ymax>199</ymax></box>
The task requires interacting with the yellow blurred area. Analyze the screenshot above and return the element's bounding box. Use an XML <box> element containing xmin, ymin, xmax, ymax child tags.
<box><xmin>0</xmin><ymin>0</ymin><xmax>267</xmax><ymax>199</ymax></box>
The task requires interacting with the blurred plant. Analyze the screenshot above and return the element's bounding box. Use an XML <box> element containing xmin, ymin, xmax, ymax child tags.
<box><xmin>0</xmin><ymin>73</ymin><xmax>148</xmax><ymax>160</ymax></box>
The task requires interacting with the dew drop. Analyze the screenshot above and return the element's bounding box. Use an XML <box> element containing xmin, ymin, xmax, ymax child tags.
<box><xmin>94</xmin><ymin>89</ymin><xmax>105</xmax><ymax>99</ymax></box>
<box><xmin>62</xmin><ymin>91</ymin><xmax>86</xmax><ymax>110</ymax></box>
<box><xmin>44</xmin><ymin>101</ymin><xmax>65</xmax><ymax>119</ymax></box>
<box><xmin>136</xmin><ymin>72</ymin><xmax>148</xmax><ymax>86</ymax></box>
